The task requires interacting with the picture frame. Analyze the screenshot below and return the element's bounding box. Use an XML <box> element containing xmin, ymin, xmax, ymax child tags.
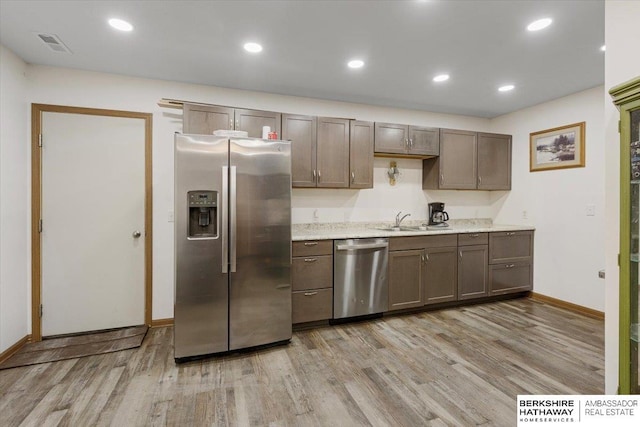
<box><xmin>529</xmin><ymin>122</ymin><xmax>585</xmax><ymax>172</ymax></box>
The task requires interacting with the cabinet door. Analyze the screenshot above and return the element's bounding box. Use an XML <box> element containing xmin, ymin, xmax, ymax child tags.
<box><xmin>489</xmin><ymin>261</ymin><xmax>532</xmax><ymax>295</ymax></box>
<box><xmin>457</xmin><ymin>245</ymin><xmax>488</xmax><ymax>300</ymax></box>
<box><xmin>291</xmin><ymin>255</ymin><xmax>333</xmax><ymax>291</ymax></box>
<box><xmin>234</xmin><ymin>108</ymin><xmax>281</xmax><ymax>138</ymax></box>
<box><xmin>374</xmin><ymin>122</ymin><xmax>408</xmax><ymax>154</ymax></box>
<box><xmin>282</xmin><ymin>114</ymin><xmax>317</xmax><ymax>188</ymax></box>
<box><xmin>388</xmin><ymin>250</ymin><xmax>424</xmax><ymax>310</ymax></box>
<box><xmin>292</xmin><ymin>288</ymin><xmax>333</xmax><ymax>324</ymax></box>
<box><xmin>409</xmin><ymin>126</ymin><xmax>439</xmax><ymax>156</ymax></box>
<box><xmin>489</xmin><ymin>231</ymin><xmax>533</xmax><ymax>264</ymax></box>
<box><xmin>478</xmin><ymin>133</ymin><xmax>511</xmax><ymax>190</ymax></box>
<box><xmin>349</xmin><ymin>120</ymin><xmax>374</xmax><ymax>189</ymax></box>
<box><xmin>439</xmin><ymin>129</ymin><xmax>478</xmax><ymax>189</ymax></box>
<box><xmin>316</xmin><ymin>117</ymin><xmax>350</xmax><ymax>188</ymax></box>
<box><xmin>183</xmin><ymin>103</ymin><xmax>233</xmax><ymax>134</ymax></box>
<box><xmin>424</xmin><ymin>247</ymin><xmax>457</xmax><ymax>304</ymax></box>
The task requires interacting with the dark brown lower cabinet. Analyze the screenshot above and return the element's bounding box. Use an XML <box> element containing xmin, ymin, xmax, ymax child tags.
<box><xmin>292</xmin><ymin>289</ymin><xmax>333</xmax><ymax>323</ymax></box>
<box><xmin>292</xmin><ymin>240</ymin><xmax>333</xmax><ymax>324</ymax></box>
<box><xmin>457</xmin><ymin>245</ymin><xmax>489</xmax><ymax>300</ymax></box>
<box><xmin>424</xmin><ymin>247</ymin><xmax>457</xmax><ymax>304</ymax></box>
<box><xmin>388</xmin><ymin>249</ymin><xmax>424</xmax><ymax>310</ymax></box>
<box><xmin>489</xmin><ymin>261</ymin><xmax>533</xmax><ymax>295</ymax></box>
<box><xmin>291</xmin><ymin>255</ymin><xmax>332</xmax><ymax>291</ymax></box>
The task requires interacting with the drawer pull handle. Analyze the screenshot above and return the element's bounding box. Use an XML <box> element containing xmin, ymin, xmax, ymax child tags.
<box><xmin>304</xmin><ymin>292</ymin><xmax>318</xmax><ymax>296</ymax></box>
<box><xmin>304</xmin><ymin>258</ymin><xmax>317</xmax><ymax>262</ymax></box>
<box><xmin>506</xmin><ymin>264</ymin><xmax>515</xmax><ymax>268</ymax></box>
<box><xmin>470</xmin><ymin>233</ymin><xmax>479</xmax><ymax>237</ymax></box>
<box><xmin>304</xmin><ymin>242</ymin><xmax>319</xmax><ymax>246</ymax></box>
<box><xmin>506</xmin><ymin>232</ymin><xmax>515</xmax><ymax>236</ymax></box>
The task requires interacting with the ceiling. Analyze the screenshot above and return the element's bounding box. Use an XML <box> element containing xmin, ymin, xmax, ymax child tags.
<box><xmin>0</xmin><ymin>0</ymin><xmax>604</xmax><ymax>118</ymax></box>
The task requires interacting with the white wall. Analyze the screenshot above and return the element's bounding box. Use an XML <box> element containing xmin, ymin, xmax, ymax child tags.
<box><xmin>604</xmin><ymin>0</ymin><xmax>640</xmax><ymax>395</ymax></box>
<box><xmin>25</xmin><ymin>65</ymin><xmax>491</xmax><ymax>322</ymax></box>
<box><xmin>0</xmin><ymin>45</ymin><xmax>29</xmax><ymax>354</ymax></box>
<box><xmin>293</xmin><ymin>158</ymin><xmax>495</xmax><ymax>224</ymax></box>
<box><xmin>490</xmin><ymin>86</ymin><xmax>605</xmax><ymax>312</ymax></box>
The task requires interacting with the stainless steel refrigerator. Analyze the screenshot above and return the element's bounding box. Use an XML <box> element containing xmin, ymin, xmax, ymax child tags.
<box><xmin>174</xmin><ymin>133</ymin><xmax>292</xmax><ymax>360</ymax></box>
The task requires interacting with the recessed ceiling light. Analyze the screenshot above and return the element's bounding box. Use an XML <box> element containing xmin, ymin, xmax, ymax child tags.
<box><xmin>243</xmin><ymin>42</ymin><xmax>263</xmax><ymax>53</ymax></box>
<box><xmin>433</xmin><ymin>74</ymin><xmax>450</xmax><ymax>82</ymax></box>
<box><xmin>527</xmin><ymin>18</ymin><xmax>552</xmax><ymax>32</ymax></box>
<box><xmin>600</xmin><ymin>45</ymin><xmax>606</xmax><ymax>52</ymax></box>
<box><xmin>108</xmin><ymin>18</ymin><xmax>133</xmax><ymax>32</ymax></box>
<box><xmin>347</xmin><ymin>59</ymin><xmax>364</xmax><ymax>69</ymax></box>
<box><xmin>498</xmin><ymin>84</ymin><xmax>515</xmax><ymax>92</ymax></box>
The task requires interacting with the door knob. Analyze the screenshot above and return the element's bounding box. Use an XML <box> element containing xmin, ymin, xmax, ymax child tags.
<box><xmin>132</xmin><ymin>230</ymin><xmax>142</xmax><ymax>238</ymax></box>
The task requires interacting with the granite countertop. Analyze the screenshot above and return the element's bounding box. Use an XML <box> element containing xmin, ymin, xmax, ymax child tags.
<box><xmin>292</xmin><ymin>219</ymin><xmax>534</xmax><ymax>241</ymax></box>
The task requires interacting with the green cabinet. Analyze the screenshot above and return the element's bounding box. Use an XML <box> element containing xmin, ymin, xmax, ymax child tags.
<box><xmin>611</xmin><ymin>76</ymin><xmax>640</xmax><ymax>395</ymax></box>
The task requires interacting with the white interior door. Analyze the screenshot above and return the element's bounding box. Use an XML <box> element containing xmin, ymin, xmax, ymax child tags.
<box><xmin>41</xmin><ymin>112</ymin><xmax>146</xmax><ymax>336</ymax></box>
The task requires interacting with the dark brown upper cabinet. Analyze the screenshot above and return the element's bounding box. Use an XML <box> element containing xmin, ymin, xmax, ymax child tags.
<box><xmin>182</xmin><ymin>103</ymin><xmax>280</xmax><ymax>138</ymax></box>
<box><xmin>283</xmin><ymin>116</ymin><xmax>373</xmax><ymax>189</ymax></box>
<box><xmin>316</xmin><ymin>117</ymin><xmax>350</xmax><ymax>188</ymax></box>
<box><xmin>349</xmin><ymin>121</ymin><xmax>374</xmax><ymax>189</ymax></box>
<box><xmin>282</xmin><ymin>114</ymin><xmax>317</xmax><ymax>188</ymax></box>
<box><xmin>477</xmin><ymin>132</ymin><xmax>512</xmax><ymax>190</ymax></box>
<box><xmin>374</xmin><ymin>122</ymin><xmax>439</xmax><ymax>158</ymax></box>
<box><xmin>422</xmin><ymin>129</ymin><xmax>511</xmax><ymax>190</ymax></box>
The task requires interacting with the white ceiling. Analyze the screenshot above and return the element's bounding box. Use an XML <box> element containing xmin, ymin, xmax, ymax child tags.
<box><xmin>0</xmin><ymin>0</ymin><xmax>604</xmax><ymax>118</ymax></box>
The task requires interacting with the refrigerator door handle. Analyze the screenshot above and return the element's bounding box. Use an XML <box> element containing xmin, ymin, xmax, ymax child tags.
<box><xmin>230</xmin><ymin>165</ymin><xmax>237</xmax><ymax>273</ymax></box>
<box><xmin>222</xmin><ymin>166</ymin><xmax>229</xmax><ymax>273</ymax></box>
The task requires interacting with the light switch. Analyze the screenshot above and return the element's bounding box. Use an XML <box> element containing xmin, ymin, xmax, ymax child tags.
<box><xmin>168</xmin><ymin>210</ymin><xmax>174</xmax><ymax>222</ymax></box>
<box><xmin>586</xmin><ymin>204</ymin><xmax>596</xmax><ymax>216</ymax></box>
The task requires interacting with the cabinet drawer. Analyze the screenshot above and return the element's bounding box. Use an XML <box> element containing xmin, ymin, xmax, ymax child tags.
<box><xmin>489</xmin><ymin>261</ymin><xmax>532</xmax><ymax>295</ymax></box>
<box><xmin>292</xmin><ymin>240</ymin><xmax>333</xmax><ymax>257</ymax></box>
<box><xmin>489</xmin><ymin>231</ymin><xmax>533</xmax><ymax>264</ymax></box>
<box><xmin>292</xmin><ymin>288</ymin><xmax>333</xmax><ymax>323</ymax></box>
<box><xmin>292</xmin><ymin>255</ymin><xmax>333</xmax><ymax>291</ymax></box>
<box><xmin>389</xmin><ymin>234</ymin><xmax>457</xmax><ymax>251</ymax></box>
<box><xmin>458</xmin><ymin>232</ymin><xmax>488</xmax><ymax>246</ymax></box>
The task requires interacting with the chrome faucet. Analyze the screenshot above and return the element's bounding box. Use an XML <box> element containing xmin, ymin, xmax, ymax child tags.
<box><xmin>395</xmin><ymin>211</ymin><xmax>411</xmax><ymax>227</ymax></box>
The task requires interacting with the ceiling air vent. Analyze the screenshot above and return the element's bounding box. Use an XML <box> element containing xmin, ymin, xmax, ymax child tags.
<box><xmin>36</xmin><ymin>33</ymin><xmax>72</xmax><ymax>54</ymax></box>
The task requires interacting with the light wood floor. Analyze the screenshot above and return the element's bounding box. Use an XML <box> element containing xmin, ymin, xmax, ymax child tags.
<box><xmin>0</xmin><ymin>298</ymin><xmax>604</xmax><ymax>426</ymax></box>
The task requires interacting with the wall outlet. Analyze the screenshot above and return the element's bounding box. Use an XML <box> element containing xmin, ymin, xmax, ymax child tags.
<box><xmin>168</xmin><ymin>211</ymin><xmax>174</xmax><ymax>222</ymax></box>
<box><xmin>586</xmin><ymin>204</ymin><xmax>596</xmax><ymax>216</ymax></box>
<box><xmin>522</xmin><ymin>210</ymin><xmax>528</xmax><ymax>220</ymax></box>
<box><xmin>313</xmin><ymin>209</ymin><xmax>319</xmax><ymax>222</ymax></box>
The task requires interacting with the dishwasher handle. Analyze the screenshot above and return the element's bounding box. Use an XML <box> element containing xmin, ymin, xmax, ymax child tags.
<box><xmin>335</xmin><ymin>242</ymin><xmax>388</xmax><ymax>251</ymax></box>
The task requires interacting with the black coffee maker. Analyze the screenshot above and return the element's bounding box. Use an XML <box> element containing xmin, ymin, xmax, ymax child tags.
<box><xmin>428</xmin><ymin>202</ymin><xmax>449</xmax><ymax>227</ymax></box>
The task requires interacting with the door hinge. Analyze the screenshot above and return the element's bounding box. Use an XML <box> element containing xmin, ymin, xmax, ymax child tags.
<box><xmin>618</xmin><ymin>253</ymin><xmax>620</xmax><ymax>266</ymax></box>
<box><xmin>39</xmin><ymin>304</ymin><xmax>43</xmax><ymax>318</ymax></box>
<box><xmin>39</xmin><ymin>219</ymin><xmax>43</xmax><ymax>233</ymax></box>
<box><xmin>38</xmin><ymin>134</ymin><xmax>43</xmax><ymax>147</ymax></box>
<box><xmin>618</xmin><ymin>120</ymin><xmax>621</xmax><ymax>133</ymax></box>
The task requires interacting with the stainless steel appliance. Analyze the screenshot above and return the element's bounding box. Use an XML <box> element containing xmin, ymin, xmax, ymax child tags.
<box><xmin>333</xmin><ymin>238</ymin><xmax>389</xmax><ymax>319</ymax></box>
<box><xmin>428</xmin><ymin>202</ymin><xmax>450</xmax><ymax>227</ymax></box>
<box><xmin>174</xmin><ymin>133</ymin><xmax>292</xmax><ymax>360</ymax></box>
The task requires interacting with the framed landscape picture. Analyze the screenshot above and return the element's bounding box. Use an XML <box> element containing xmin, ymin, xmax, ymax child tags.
<box><xmin>530</xmin><ymin>122</ymin><xmax>585</xmax><ymax>172</ymax></box>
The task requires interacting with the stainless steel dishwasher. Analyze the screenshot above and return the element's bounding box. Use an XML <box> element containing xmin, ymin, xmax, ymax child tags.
<box><xmin>333</xmin><ymin>238</ymin><xmax>389</xmax><ymax>319</ymax></box>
